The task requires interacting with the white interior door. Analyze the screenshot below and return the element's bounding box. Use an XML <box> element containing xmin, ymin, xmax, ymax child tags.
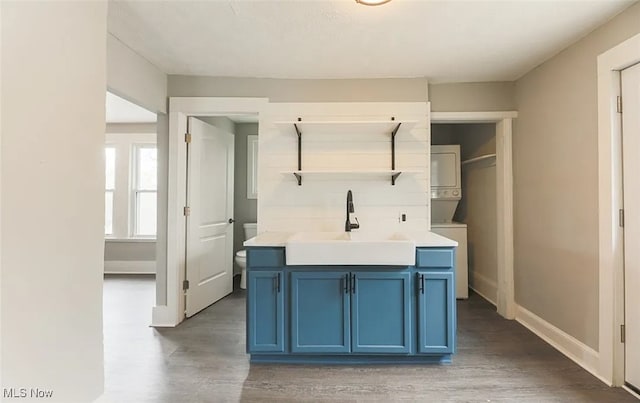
<box><xmin>186</xmin><ymin>117</ymin><xmax>235</xmax><ymax>317</ymax></box>
<box><xmin>622</xmin><ymin>62</ymin><xmax>640</xmax><ymax>392</ymax></box>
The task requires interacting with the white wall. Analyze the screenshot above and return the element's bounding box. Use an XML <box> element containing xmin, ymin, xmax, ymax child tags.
<box><xmin>258</xmin><ymin>102</ymin><xmax>429</xmax><ymax>233</ymax></box>
<box><xmin>157</xmin><ymin>76</ymin><xmax>513</xmax><ymax>305</ymax></box>
<box><xmin>107</xmin><ymin>33</ymin><xmax>167</xmax><ymax>114</ymax></box>
<box><xmin>156</xmin><ymin>113</ymin><xmax>169</xmax><ymax>304</ymax></box>
<box><xmin>429</xmin><ymin>82</ymin><xmax>516</xmax><ymax>112</ymax></box>
<box><xmin>514</xmin><ymin>1</ymin><xmax>640</xmax><ymax>349</ymax></box>
<box><xmin>168</xmin><ymin>76</ymin><xmax>428</xmax><ymax>103</ymax></box>
<box><xmin>1</xmin><ymin>2</ymin><xmax>106</xmax><ymax>402</ymax></box>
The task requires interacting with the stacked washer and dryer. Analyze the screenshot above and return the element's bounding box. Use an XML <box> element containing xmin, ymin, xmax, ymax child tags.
<box><xmin>430</xmin><ymin>145</ymin><xmax>469</xmax><ymax>299</ymax></box>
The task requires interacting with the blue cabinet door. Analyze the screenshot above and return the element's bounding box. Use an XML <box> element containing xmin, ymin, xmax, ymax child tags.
<box><xmin>247</xmin><ymin>271</ymin><xmax>285</xmax><ymax>353</ymax></box>
<box><xmin>351</xmin><ymin>272</ymin><xmax>411</xmax><ymax>354</ymax></box>
<box><xmin>291</xmin><ymin>271</ymin><xmax>351</xmax><ymax>353</ymax></box>
<box><xmin>417</xmin><ymin>271</ymin><xmax>455</xmax><ymax>354</ymax></box>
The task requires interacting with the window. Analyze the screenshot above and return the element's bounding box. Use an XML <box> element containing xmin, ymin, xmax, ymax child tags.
<box><xmin>133</xmin><ymin>145</ymin><xmax>157</xmax><ymax>237</ymax></box>
<box><xmin>105</xmin><ymin>132</ymin><xmax>156</xmax><ymax>239</ymax></box>
<box><xmin>105</xmin><ymin>147</ymin><xmax>116</xmax><ymax>235</ymax></box>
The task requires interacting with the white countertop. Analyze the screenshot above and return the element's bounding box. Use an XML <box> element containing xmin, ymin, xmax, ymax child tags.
<box><xmin>243</xmin><ymin>231</ymin><xmax>294</xmax><ymax>247</ymax></box>
<box><xmin>401</xmin><ymin>230</ymin><xmax>459</xmax><ymax>247</ymax></box>
<box><xmin>244</xmin><ymin>230</ymin><xmax>458</xmax><ymax>248</ymax></box>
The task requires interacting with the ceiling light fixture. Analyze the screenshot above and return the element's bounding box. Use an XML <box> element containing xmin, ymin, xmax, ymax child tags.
<box><xmin>356</xmin><ymin>0</ymin><xmax>392</xmax><ymax>6</ymax></box>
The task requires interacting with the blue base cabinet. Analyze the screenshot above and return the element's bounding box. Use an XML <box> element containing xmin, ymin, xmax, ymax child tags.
<box><xmin>246</xmin><ymin>246</ymin><xmax>456</xmax><ymax>364</ymax></box>
<box><xmin>246</xmin><ymin>270</ymin><xmax>285</xmax><ymax>353</ymax></box>
<box><xmin>416</xmin><ymin>248</ymin><xmax>456</xmax><ymax>354</ymax></box>
<box><xmin>418</xmin><ymin>271</ymin><xmax>455</xmax><ymax>354</ymax></box>
<box><xmin>291</xmin><ymin>271</ymin><xmax>351</xmax><ymax>353</ymax></box>
<box><xmin>290</xmin><ymin>271</ymin><xmax>412</xmax><ymax>354</ymax></box>
<box><xmin>351</xmin><ymin>272</ymin><xmax>411</xmax><ymax>353</ymax></box>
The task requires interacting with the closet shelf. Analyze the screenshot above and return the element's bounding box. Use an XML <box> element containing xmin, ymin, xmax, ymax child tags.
<box><xmin>461</xmin><ymin>153</ymin><xmax>496</xmax><ymax>166</ymax></box>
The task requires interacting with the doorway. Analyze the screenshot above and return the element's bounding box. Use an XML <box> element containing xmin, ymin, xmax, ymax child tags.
<box><xmin>155</xmin><ymin>97</ymin><xmax>268</xmax><ymax>327</ymax></box>
<box><xmin>621</xmin><ymin>62</ymin><xmax>640</xmax><ymax>394</ymax></box>
<box><xmin>432</xmin><ymin>123</ymin><xmax>497</xmax><ymax>304</ymax></box>
<box><xmin>431</xmin><ymin>111</ymin><xmax>516</xmax><ymax>319</ymax></box>
<box><xmin>103</xmin><ymin>90</ymin><xmax>160</xmax><ymax>396</ymax></box>
<box><xmin>596</xmin><ymin>31</ymin><xmax>640</xmax><ymax>387</ymax></box>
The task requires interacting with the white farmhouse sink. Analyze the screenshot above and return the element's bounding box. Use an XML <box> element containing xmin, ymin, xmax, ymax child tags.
<box><xmin>285</xmin><ymin>231</ymin><xmax>416</xmax><ymax>266</ymax></box>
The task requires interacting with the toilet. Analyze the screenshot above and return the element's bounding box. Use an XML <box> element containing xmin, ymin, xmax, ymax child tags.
<box><xmin>235</xmin><ymin>223</ymin><xmax>257</xmax><ymax>289</ymax></box>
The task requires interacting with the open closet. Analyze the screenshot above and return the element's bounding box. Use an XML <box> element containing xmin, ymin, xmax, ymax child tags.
<box><xmin>431</xmin><ymin>123</ymin><xmax>497</xmax><ymax>303</ymax></box>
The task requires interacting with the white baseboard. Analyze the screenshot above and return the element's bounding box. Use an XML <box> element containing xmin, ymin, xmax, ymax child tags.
<box><xmin>151</xmin><ymin>305</ymin><xmax>179</xmax><ymax>327</ymax></box>
<box><xmin>104</xmin><ymin>260</ymin><xmax>155</xmax><ymax>274</ymax></box>
<box><xmin>623</xmin><ymin>385</ymin><xmax>640</xmax><ymax>400</ymax></box>
<box><xmin>515</xmin><ymin>304</ymin><xmax>605</xmax><ymax>384</ymax></box>
<box><xmin>469</xmin><ymin>271</ymin><xmax>497</xmax><ymax>305</ymax></box>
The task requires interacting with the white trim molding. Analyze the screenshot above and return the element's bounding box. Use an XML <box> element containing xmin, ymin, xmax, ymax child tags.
<box><xmin>516</xmin><ymin>304</ymin><xmax>605</xmax><ymax>385</ymax></box>
<box><xmin>247</xmin><ymin>134</ymin><xmax>258</xmax><ymax>199</ymax></box>
<box><xmin>104</xmin><ymin>260</ymin><xmax>155</xmax><ymax>274</ymax></box>
<box><xmin>151</xmin><ymin>305</ymin><xmax>175</xmax><ymax>328</ymax></box>
<box><xmin>597</xmin><ymin>32</ymin><xmax>640</xmax><ymax>386</ymax></box>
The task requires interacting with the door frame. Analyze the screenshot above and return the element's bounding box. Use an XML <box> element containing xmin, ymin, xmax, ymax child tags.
<box><xmin>597</xmin><ymin>32</ymin><xmax>640</xmax><ymax>387</ymax></box>
<box><xmin>431</xmin><ymin>111</ymin><xmax>517</xmax><ymax>319</ymax></box>
<box><xmin>153</xmin><ymin>97</ymin><xmax>268</xmax><ymax>327</ymax></box>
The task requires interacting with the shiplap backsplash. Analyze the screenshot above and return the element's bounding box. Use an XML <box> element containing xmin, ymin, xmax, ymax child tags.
<box><xmin>257</xmin><ymin>102</ymin><xmax>430</xmax><ymax>233</ymax></box>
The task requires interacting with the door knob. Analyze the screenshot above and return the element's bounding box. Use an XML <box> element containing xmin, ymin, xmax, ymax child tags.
<box><xmin>228</xmin><ymin>218</ymin><xmax>235</xmax><ymax>224</ymax></box>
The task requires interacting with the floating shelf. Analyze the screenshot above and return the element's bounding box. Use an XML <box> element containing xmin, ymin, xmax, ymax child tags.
<box><xmin>274</xmin><ymin>119</ymin><xmax>418</xmax><ymax>136</ymax></box>
<box><xmin>281</xmin><ymin>170</ymin><xmax>423</xmax><ymax>185</ymax></box>
<box><xmin>277</xmin><ymin>117</ymin><xmax>418</xmax><ymax>185</ymax></box>
<box><xmin>461</xmin><ymin>153</ymin><xmax>496</xmax><ymax>166</ymax></box>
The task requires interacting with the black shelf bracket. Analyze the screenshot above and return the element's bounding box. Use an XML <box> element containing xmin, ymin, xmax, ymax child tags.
<box><xmin>293</xmin><ymin>172</ymin><xmax>302</xmax><ymax>186</ymax></box>
<box><xmin>294</xmin><ymin>118</ymin><xmax>302</xmax><ymax>186</ymax></box>
<box><xmin>390</xmin><ymin>117</ymin><xmax>401</xmax><ymax>185</ymax></box>
<box><xmin>391</xmin><ymin>172</ymin><xmax>402</xmax><ymax>186</ymax></box>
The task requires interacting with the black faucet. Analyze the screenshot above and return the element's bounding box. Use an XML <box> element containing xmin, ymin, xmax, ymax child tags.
<box><xmin>345</xmin><ymin>190</ymin><xmax>360</xmax><ymax>232</ymax></box>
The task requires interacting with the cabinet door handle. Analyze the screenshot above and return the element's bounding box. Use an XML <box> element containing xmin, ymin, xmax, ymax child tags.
<box><xmin>276</xmin><ymin>273</ymin><xmax>281</xmax><ymax>293</ymax></box>
<box><xmin>351</xmin><ymin>273</ymin><xmax>356</xmax><ymax>294</ymax></box>
<box><xmin>421</xmin><ymin>274</ymin><xmax>425</xmax><ymax>294</ymax></box>
<box><xmin>345</xmin><ymin>273</ymin><xmax>350</xmax><ymax>294</ymax></box>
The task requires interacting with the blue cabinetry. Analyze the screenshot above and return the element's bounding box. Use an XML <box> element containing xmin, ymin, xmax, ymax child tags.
<box><xmin>290</xmin><ymin>271</ymin><xmax>412</xmax><ymax>354</ymax></box>
<box><xmin>290</xmin><ymin>271</ymin><xmax>350</xmax><ymax>353</ymax></box>
<box><xmin>415</xmin><ymin>248</ymin><xmax>456</xmax><ymax>354</ymax></box>
<box><xmin>246</xmin><ymin>247</ymin><xmax>286</xmax><ymax>353</ymax></box>
<box><xmin>246</xmin><ymin>246</ymin><xmax>456</xmax><ymax>363</ymax></box>
<box><xmin>351</xmin><ymin>272</ymin><xmax>411</xmax><ymax>353</ymax></box>
<box><xmin>417</xmin><ymin>271</ymin><xmax>455</xmax><ymax>353</ymax></box>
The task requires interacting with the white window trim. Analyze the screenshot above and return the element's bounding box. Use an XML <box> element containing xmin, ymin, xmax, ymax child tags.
<box><xmin>105</xmin><ymin>146</ymin><xmax>116</xmax><ymax>236</ymax></box>
<box><xmin>247</xmin><ymin>135</ymin><xmax>258</xmax><ymax>199</ymax></box>
<box><xmin>131</xmin><ymin>143</ymin><xmax>158</xmax><ymax>238</ymax></box>
<box><xmin>105</xmin><ymin>132</ymin><xmax>157</xmax><ymax>241</ymax></box>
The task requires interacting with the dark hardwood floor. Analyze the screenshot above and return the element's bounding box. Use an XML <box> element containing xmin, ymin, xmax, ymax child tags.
<box><xmin>103</xmin><ymin>274</ymin><xmax>637</xmax><ymax>402</ymax></box>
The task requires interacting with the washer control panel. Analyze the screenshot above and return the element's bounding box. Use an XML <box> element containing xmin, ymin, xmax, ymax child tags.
<box><xmin>431</xmin><ymin>188</ymin><xmax>462</xmax><ymax>200</ymax></box>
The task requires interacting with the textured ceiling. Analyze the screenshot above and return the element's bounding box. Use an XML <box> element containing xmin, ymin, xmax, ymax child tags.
<box><xmin>108</xmin><ymin>0</ymin><xmax>633</xmax><ymax>82</ymax></box>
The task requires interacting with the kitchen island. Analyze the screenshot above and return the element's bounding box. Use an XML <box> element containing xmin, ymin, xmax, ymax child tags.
<box><xmin>244</xmin><ymin>231</ymin><xmax>457</xmax><ymax>364</ymax></box>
